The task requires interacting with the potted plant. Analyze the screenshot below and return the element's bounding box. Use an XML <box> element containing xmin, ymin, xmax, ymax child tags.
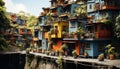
<box><xmin>46</xmin><ymin>50</ymin><xmax>51</xmax><ymax>55</ymax></box>
<box><xmin>26</xmin><ymin>48</ymin><xmax>30</xmax><ymax>54</ymax></box>
<box><xmin>108</xmin><ymin>47</ymin><xmax>116</xmax><ymax>60</ymax></box>
<box><xmin>37</xmin><ymin>47</ymin><xmax>42</xmax><ymax>53</ymax></box>
<box><xmin>33</xmin><ymin>49</ymin><xmax>36</xmax><ymax>52</ymax></box>
<box><xmin>83</xmin><ymin>50</ymin><xmax>88</xmax><ymax>58</ymax></box>
<box><xmin>98</xmin><ymin>53</ymin><xmax>104</xmax><ymax>61</ymax></box>
<box><xmin>105</xmin><ymin>44</ymin><xmax>116</xmax><ymax>60</ymax></box>
<box><xmin>75</xmin><ymin>26</ymin><xmax>86</xmax><ymax>39</ymax></box>
<box><xmin>61</xmin><ymin>44</ymin><xmax>68</xmax><ymax>56</ymax></box>
<box><xmin>72</xmin><ymin>50</ymin><xmax>77</xmax><ymax>59</ymax></box>
<box><xmin>55</xmin><ymin>50</ymin><xmax>60</xmax><ymax>56</ymax></box>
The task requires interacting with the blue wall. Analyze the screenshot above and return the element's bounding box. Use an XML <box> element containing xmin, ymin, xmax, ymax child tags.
<box><xmin>38</xmin><ymin>31</ymin><xmax>42</xmax><ymax>40</ymax></box>
<box><xmin>42</xmin><ymin>39</ymin><xmax>47</xmax><ymax>50</ymax></box>
<box><xmin>69</xmin><ymin>21</ymin><xmax>78</xmax><ymax>32</ymax></box>
<box><xmin>84</xmin><ymin>41</ymin><xmax>110</xmax><ymax>57</ymax></box>
<box><xmin>71</xmin><ymin>4</ymin><xmax>79</xmax><ymax>15</ymax></box>
<box><xmin>39</xmin><ymin>17</ymin><xmax>45</xmax><ymax>26</ymax></box>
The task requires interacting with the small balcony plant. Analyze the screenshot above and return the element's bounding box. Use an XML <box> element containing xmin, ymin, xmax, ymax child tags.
<box><xmin>98</xmin><ymin>53</ymin><xmax>104</xmax><ymax>61</ymax></box>
<box><xmin>72</xmin><ymin>50</ymin><xmax>77</xmax><ymax>59</ymax></box>
<box><xmin>75</xmin><ymin>26</ymin><xmax>86</xmax><ymax>39</ymax></box>
<box><xmin>105</xmin><ymin>44</ymin><xmax>116</xmax><ymax>60</ymax></box>
<box><xmin>61</xmin><ymin>44</ymin><xmax>68</xmax><ymax>56</ymax></box>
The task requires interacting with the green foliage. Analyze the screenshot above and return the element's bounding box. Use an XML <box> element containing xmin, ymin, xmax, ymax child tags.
<box><xmin>75</xmin><ymin>26</ymin><xmax>86</xmax><ymax>35</ymax></box>
<box><xmin>0</xmin><ymin>0</ymin><xmax>5</xmax><ymax>6</ymax></box>
<box><xmin>0</xmin><ymin>0</ymin><xmax>10</xmax><ymax>50</ymax></box>
<box><xmin>27</xmin><ymin>15</ymin><xmax>38</xmax><ymax>28</ymax></box>
<box><xmin>72</xmin><ymin>50</ymin><xmax>77</xmax><ymax>57</ymax></box>
<box><xmin>0</xmin><ymin>2</ymin><xmax>10</xmax><ymax>28</ymax></box>
<box><xmin>74</xmin><ymin>4</ymin><xmax>87</xmax><ymax>18</ymax></box>
<box><xmin>26</xmin><ymin>48</ymin><xmax>31</xmax><ymax>54</ymax></box>
<box><xmin>16</xmin><ymin>11</ymin><xmax>37</xmax><ymax>29</ymax></box>
<box><xmin>61</xmin><ymin>44</ymin><xmax>68</xmax><ymax>51</ymax></box>
<box><xmin>105</xmin><ymin>44</ymin><xmax>116</xmax><ymax>56</ymax></box>
<box><xmin>98</xmin><ymin>53</ymin><xmax>104</xmax><ymax>61</ymax></box>
<box><xmin>56</xmin><ymin>56</ymin><xmax>63</xmax><ymax>69</ymax></box>
<box><xmin>115</xmin><ymin>14</ymin><xmax>120</xmax><ymax>38</ymax></box>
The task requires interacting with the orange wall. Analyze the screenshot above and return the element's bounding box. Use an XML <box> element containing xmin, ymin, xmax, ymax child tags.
<box><xmin>20</xmin><ymin>29</ymin><xmax>24</xmax><ymax>35</ymax></box>
<box><xmin>52</xmin><ymin>40</ymin><xmax>81</xmax><ymax>55</ymax></box>
<box><xmin>95</xmin><ymin>24</ymin><xmax>111</xmax><ymax>38</ymax></box>
<box><xmin>45</xmin><ymin>32</ymin><xmax>48</xmax><ymax>39</ymax></box>
<box><xmin>53</xmin><ymin>39</ymin><xmax>62</xmax><ymax>51</ymax></box>
<box><xmin>75</xmin><ymin>41</ymin><xmax>80</xmax><ymax>55</ymax></box>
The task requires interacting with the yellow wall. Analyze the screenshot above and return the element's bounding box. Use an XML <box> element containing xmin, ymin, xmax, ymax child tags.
<box><xmin>52</xmin><ymin>21</ymin><xmax>68</xmax><ymax>38</ymax></box>
<box><xmin>75</xmin><ymin>41</ymin><xmax>80</xmax><ymax>55</ymax></box>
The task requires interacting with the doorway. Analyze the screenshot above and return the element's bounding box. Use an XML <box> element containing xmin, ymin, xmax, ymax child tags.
<box><xmin>67</xmin><ymin>43</ymin><xmax>76</xmax><ymax>56</ymax></box>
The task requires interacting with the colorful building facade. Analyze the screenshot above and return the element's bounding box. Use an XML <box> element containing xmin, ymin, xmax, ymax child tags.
<box><xmin>8</xmin><ymin>13</ymin><xmax>33</xmax><ymax>49</ymax></box>
<box><xmin>37</xmin><ymin>0</ymin><xmax>120</xmax><ymax>57</ymax></box>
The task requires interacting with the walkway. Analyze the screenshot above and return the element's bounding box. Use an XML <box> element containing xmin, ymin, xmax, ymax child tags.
<box><xmin>30</xmin><ymin>52</ymin><xmax>120</xmax><ymax>68</ymax></box>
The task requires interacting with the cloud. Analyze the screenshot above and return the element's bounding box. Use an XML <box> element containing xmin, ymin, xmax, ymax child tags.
<box><xmin>4</xmin><ymin>0</ymin><xmax>27</xmax><ymax>13</ymax></box>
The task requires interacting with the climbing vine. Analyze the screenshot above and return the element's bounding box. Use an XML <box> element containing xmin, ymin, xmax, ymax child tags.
<box><xmin>56</xmin><ymin>56</ymin><xmax>63</xmax><ymax>69</ymax></box>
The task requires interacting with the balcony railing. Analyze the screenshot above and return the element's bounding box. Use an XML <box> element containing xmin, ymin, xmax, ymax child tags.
<box><xmin>34</xmin><ymin>26</ymin><xmax>40</xmax><ymax>30</ymax></box>
<box><xmin>102</xmin><ymin>5</ymin><xmax>120</xmax><ymax>10</ymax></box>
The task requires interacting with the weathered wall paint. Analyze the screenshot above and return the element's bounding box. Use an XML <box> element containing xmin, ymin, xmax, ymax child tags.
<box><xmin>53</xmin><ymin>39</ymin><xmax>62</xmax><ymax>51</ymax></box>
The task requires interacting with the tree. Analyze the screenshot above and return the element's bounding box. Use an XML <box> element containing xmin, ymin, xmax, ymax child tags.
<box><xmin>0</xmin><ymin>0</ymin><xmax>10</xmax><ymax>50</ymax></box>
<box><xmin>115</xmin><ymin>14</ymin><xmax>120</xmax><ymax>39</ymax></box>
<box><xmin>16</xmin><ymin>11</ymin><xmax>38</xmax><ymax>30</ymax></box>
<box><xmin>0</xmin><ymin>0</ymin><xmax>10</xmax><ymax>28</ymax></box>
<box><xmin>74</xmin><ymin>4</ymin><xmax>87</xmax><ymax>18</ymax></box>
<box><xmin>27</xmin><ymin>15</ymin><xmax>38</xmax><ymax>29</ymax></box>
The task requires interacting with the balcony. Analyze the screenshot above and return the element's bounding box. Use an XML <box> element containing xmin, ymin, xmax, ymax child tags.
<box><xmin>34</xmin><ymin>26</ymin><xmax>40</xmax><ymax>30</ymax></box>
<box><xmin>102</xmin><ymin>5</ymin><xmax>120</xmax><ymax>10</ymax></box>
<box><xmin>27</xmin><ymin>30</ymin><xmax>32</xmax><ymax>34</ymax></box>
<box><xmin>62</xmin><ymin>32</ymin><xmax>77</xmax><ymax>39</ymax></box>
<box><xmin>60</xmin><ymin>12</ymin><xmax>70</xmax><ymax>17</ymax></box>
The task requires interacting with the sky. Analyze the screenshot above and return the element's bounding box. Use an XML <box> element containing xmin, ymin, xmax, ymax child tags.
<box><xmin>4</xmin><ymin>0</ymin><xmax>51</xmax><ymax>16</ymax></box>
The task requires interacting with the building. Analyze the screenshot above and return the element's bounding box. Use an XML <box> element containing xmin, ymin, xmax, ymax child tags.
<box><xmin>8</xmin><ymin>13</ymin><xmax>33</xmax><ymax>49</ymax></box>
<box><xmin>37</xmin><ymin>0</ymin><xmax>120</xmax><ymax>57</ymax></box>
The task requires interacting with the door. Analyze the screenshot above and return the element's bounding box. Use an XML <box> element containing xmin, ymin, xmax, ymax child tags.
<box><xmin>67</xmin><ymin>43</ymin><xmax>76</xmax><ymax>56</ymax></box>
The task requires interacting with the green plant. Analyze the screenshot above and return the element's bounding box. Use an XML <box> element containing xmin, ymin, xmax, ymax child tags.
<box><xmin>76</xmin><ymin>26</ymin><xmax>86</xmax><ymax>36</ymax></box>
<box><xmin>26</xmin><ymin>48</ymin><xmax>30</xmax><ymax>54</ymax></box>
<box><xmin>105</xmin><ymin>44</ymin><xmax>117</xmax><ymax>59</ymax></box>
<box><xmin>84</xmin><ymin>50</ymin><xmax>88</xmax><ymax>58</ymax></box>
<box><xmin>38</xmin><ymin>47</ymin><xmax>42</xmax><ymax>53</ymax></box>
<box><xmin>61</xmin><ymin>44</ymin><xmax>68</xmax><ymax>51</ymax></box>
<box><xmin>105</xmin><ymin>44</ymin><xmax>116</xmax><ymax>55</ymax></box>
<box><xmin>55</xmin><ymin>50</ymin><xmax>59</xmax><ymax>56</ymax></box>
<box><xmin>62</xmin><ymin>31</ymin><xmax>68</xmax><ymax>38</ymax></box>
<box><xmin>98</xmin><ymin>53</ymin><xmax>104</xmax><ymax>61</ymax></box>
<box><xmin>72</xmin><ymin>50</ymin><xmax>77</xmax><ymax>58</ymax></box>
<box><xmin>56</xmin><ymin>56</ymin><xmax>63</xmax><ymax>69</ymax></box>
<box><xmin>46</xmin><ymin>50</ymin><xmax>51</xmax><ymax>55</ymax></box>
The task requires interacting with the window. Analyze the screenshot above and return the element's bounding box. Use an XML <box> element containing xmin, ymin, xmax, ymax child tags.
<box><xmin>35</xmin><ymin>31</ymin><xmax>38</xmax><ymax>37</ymax></box>
<box><xmin>98</xmin><ymin>43</ymin><xmax>105</xmax><ymax>52</ymax></box>
<box><xmin>92</xmin><ymin>15</ymin><xmax>95</xmax><ymax>20</ymax></box>
<box><xmin>70</xmin><ymin>22</ymin><xmax>75</xmax><ymax>28</ymax></box>
<box><xmin>89</xmin><ymin>4</ymin><xmax>92</xmax><ymax>9</ymax></box>
<box><xmin>55</xmin><ymin>26</ymin><xmax>58</xmax><ymax>29</ymax></box>
<box><xmin>84</xmin><ymin>43</ymin><xmax>90</xmax><ymax>50</ymax></box>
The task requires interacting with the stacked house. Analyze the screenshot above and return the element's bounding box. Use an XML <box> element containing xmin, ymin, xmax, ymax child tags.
<box><xmin>8</xmin><ymin>13</ymin><xmax>33</xmax><ymax>49</ymax></box>
<box><xmin>37</xmin><ymin>0</ymin><xmax>120</xmax><ymax>57</ymax></box>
